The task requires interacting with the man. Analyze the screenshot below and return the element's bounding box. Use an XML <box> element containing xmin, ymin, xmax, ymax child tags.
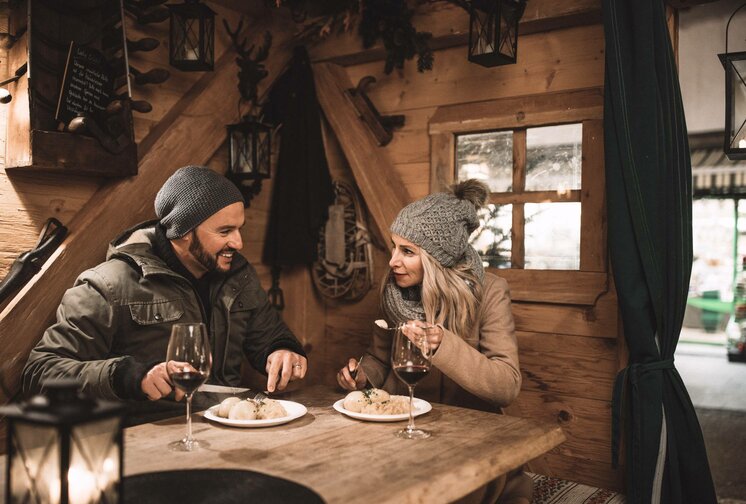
<box><xmin>23</xmin><ymin>165</ymin><xmax>307</xmax><ymax>405</ymax></box>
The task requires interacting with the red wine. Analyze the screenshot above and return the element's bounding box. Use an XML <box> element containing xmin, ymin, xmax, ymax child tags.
<box><xmin>171</xmin><ymin>371</ymin><xmax>208</xmax><ymax>395</ymax></box>
<box><xmin>394</xmin><ymin>365</ymin><xmax>430</xmax><ymax>386</ymax></box>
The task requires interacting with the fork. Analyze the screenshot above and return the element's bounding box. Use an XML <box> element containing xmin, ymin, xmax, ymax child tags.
<box><xmin>352</xmin><ymin>355</ymin><xmax>364</xmax><ymax>381</ymax></box>
<box><xmin>252</xmin><ymin>390</ymin><xmax>269</xmax><ymax>401</ymax></box>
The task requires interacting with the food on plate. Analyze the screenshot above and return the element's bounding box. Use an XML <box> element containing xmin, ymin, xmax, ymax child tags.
<box><xmin>342</xmin><ymin>388</ymin><xmax>409</xmax><ymax>415</ymax></box>
<box><xmin>216</xmin><ymin>397</ymin><xmax>288</xmax><ymax>420</ymax></box>
<box><xmin>228</xmin><ymin>400</ymin><xmax>259</xmax><ymax>420</ymax></box>
<box><xmin>218</xmin><ymin>397</ymin><xmax>241</xmax><ymax>417</ymax></box>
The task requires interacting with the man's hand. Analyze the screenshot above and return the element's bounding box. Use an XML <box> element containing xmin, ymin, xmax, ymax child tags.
<box><xmin>141</xmin><ymin>361</ymin><xmax>185</xmax><ymax>401</ymax></box>
<box><xmin>265</xmin><ymin>350</ymin><xmax>307</xmax><ymax>393</ymax></box>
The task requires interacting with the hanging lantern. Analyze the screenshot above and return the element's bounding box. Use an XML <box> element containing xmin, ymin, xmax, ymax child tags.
<box><xmin>167</xmin><ymin>0</ymin><xmax>215</xmax><ymax>71</ymax></box>
<box><xmin>719</xmin><ymin>4</ymin><xmax>746</xmax><ymax>160</ymax></box>
<box><xmin>468</xmin><ymin>0</ymin><xmax>526</xmax><ymax>68</ymax></box>
<box><xmin>1</xmin><ymin>380</ymin><xmax>125</xmax><ymax>504</ymax></box>
<box><xmin>226</xmin><ymin>115</ymin><xmax>272</xmax><ymax>205</ymax></box>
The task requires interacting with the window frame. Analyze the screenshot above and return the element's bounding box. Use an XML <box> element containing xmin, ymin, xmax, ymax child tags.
<box><xmin>428</xmin><ymin>88</ymin><xmax>607</xmax><ymax>305</ymax></box>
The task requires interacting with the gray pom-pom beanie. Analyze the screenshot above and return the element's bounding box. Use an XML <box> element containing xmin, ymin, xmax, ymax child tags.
<box><xmin>155</xmin><ymin>165</ymin><xmax>245</xmax><ymax>239</ymax></box>
<box><xmin>390</xmin><ymin>179</ymin><xmax>488</xmax><ymax>267</ymax></box>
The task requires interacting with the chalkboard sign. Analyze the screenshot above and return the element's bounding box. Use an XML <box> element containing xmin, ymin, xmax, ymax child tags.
<box><xmin>55</xmin><ymin>42</ymin><xmax>114</xmax><ymax>124</ymax></box>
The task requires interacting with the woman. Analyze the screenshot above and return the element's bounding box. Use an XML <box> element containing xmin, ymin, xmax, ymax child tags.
<box><xmin>336</xmin><ymin>179</ymin><xmax>529</xmax><ymax>504</ymax></box>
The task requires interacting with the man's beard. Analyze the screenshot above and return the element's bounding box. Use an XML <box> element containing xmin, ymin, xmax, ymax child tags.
<box><xmin>189</xmin><ymin>231</ymin><xmax>234</xmax><ymax>273</ymax></box>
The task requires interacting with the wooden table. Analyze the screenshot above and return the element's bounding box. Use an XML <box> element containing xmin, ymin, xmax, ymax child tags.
<box><xmin>1</xmin><ymin>386</ymin><xmax>565</xmax><ymax>503</ymax></box>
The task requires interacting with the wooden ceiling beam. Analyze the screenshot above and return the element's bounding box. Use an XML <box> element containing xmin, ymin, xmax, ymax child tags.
<box><xmin>313</xmin><ymin>62</ymin><xmax>410</xmax><ymax>246</ymax></box>
<box><xmin>308</xmin><ymin>0</ymin><xmax>601</xmax><ymax>67</ymax></box>
<box><xmin>0</xmin><ymin>17</ymin><xmax>296</xmax><ymax>405</ymax></box>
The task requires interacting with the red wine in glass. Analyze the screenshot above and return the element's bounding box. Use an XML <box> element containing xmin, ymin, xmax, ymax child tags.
<box><xmin>166</xmin><ymin>323</ymin><xmax>212</xmax><ymax>452</ymax></box>
<box><xmin>393</xmin><ymin>365</ymin><xmax>429</xmax><ymax>386</ymax></box>
<box><xmin>391</xmin><ymin>322</ymin><xmax>433</xmax><ymax>439</ymax></box>
<box><xmin>171</xmin><ymin>371</ymin><xmax>208</xmax><ymax>396</ymax></box>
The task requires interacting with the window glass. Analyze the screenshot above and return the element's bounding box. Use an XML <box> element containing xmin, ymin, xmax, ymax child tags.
<box><xmin>526</xmin><ymin>124</ymin><xmax>582</xmax><ymax>192</ymax></box>
<box><xmin>524</xmin><ymin>202</ymin><xmax>581</xmax><ymax>270</ymax></box>
<box><xmin>456</xmin><ymin>131</ymin><xmax>513</xmax><ymax>192</ymax></box>
<box><xmin>469</xmin><ymin>204</ymin><xmax>512</xmax><ymax>268</ymax></box>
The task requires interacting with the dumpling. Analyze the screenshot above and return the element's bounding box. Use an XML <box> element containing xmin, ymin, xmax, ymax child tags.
<box><xmin>366</xmin><ymin>388</ymin><xmax>390</xmax><ymax>403</ymax></box>
<box><xmin>228</xmin><ymin>400</ymin><xmax>258</xmax><ymax>420</ymax></box>
<box><xmin>218</xmin><ymin>397</ymin><xmax>241</xmax><ymax>418</ymax></box>
<box><xmin>343</xmin><ymin>390</ymin><xmax>366</xmax><ymax>412</ymax></box>
<box><xmin>257</xmin><ymin>398</ymin><xmax>287</xmax><ymax>419</ymax></box>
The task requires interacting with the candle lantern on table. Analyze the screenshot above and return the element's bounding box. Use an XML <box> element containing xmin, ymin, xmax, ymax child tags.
<box><xmin>1</xmin><ymin>379</ymin><xmax>125</xmax><ymax>504</ymax></box>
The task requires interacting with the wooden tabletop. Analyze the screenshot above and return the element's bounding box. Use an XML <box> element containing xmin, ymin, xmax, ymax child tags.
<box><xmin>0</xmin><ymin>385</ymin><xmax>565</xmax><ymax>503</ymax></box>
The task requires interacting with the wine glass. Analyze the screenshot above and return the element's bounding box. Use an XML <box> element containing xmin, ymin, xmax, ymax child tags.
<box><xmin>391</xmin><ymin>322</ymin><xmax>432</xmax><ymax>439</ymax></box>
<box><xmin>166</xmin><ymin>323</ymin><xmax>212</xmax><ymax>452</ymax></box>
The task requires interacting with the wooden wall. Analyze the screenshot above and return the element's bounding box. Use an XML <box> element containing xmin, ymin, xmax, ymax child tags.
<box><xmin>0</xmin><ymin>0</ymin><xmax>624</xmax><ymax>492</ymax></box>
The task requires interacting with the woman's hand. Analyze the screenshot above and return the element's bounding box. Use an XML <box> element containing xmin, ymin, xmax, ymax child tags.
<box><xmin>403</xmin><ymin>320</ymin><xmax>443</xmax><ymax>353</ymax></box>
<box><xmin>336</xmin><ymin>358</ymin><xmax>367</xmax><ymax>391</ymax></box>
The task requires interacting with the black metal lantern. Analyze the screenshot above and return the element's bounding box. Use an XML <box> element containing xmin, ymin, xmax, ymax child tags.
<box><xmin>227</xmin><ymin>115</ymin><xmax>272</xmax><ymax>206</ymax></box>
<box><xmin>167</xmin><ymin>0</ymin><xmax>215</xmax><ymax>71</ymax></box>
<box><xmin>719</xmin><ymin>3</ymin><xmax>746</xmax><ymax>160</ymax></box>
<box><xmin>468</xmin><ymin>0</ymin><xmax>526</xmax><ymax>68</ymax></box>
<box><xmin>1</xmin><ymin>380</ymin><xmax>125</xmax><ymax>504</ymax></box>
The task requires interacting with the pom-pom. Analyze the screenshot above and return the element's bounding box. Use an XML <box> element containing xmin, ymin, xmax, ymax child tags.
<box><xmin>451</xmin><ymin>179</ymin><xmax>489</xmax><ymax>210</ymax></box>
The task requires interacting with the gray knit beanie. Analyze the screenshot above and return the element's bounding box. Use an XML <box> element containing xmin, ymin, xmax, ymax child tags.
<box><xmin>155</xmin><ymin>165</ymin><xmax>245</xmax><ymax>238</ymax></box>
<box><xmin>390</xmin><ymin>179</ymin><xmax>488</xmax><ymax>267</ymax></box>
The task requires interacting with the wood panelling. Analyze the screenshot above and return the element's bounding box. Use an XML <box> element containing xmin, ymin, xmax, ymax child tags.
<box><xmin>501</xmin><ymin>270</ymin><xmax>608</xmax><ymax>305</ymax></box>
<box><xmin>517</xmin><ymin>332</ymin><xmax>617</xmax><ymax>401</ymax></box>
<box><xmin>512</xmin><ymin>290</ymin><xmax>618</xmax><ymax>338</ymax></box>
<box><xmin>428</xmin><ymin>88</ymin><xmax>604</xmax><ymax>135</ymax></box>
<box><xmin>346</xmin><ymin>24</ymin><xmax>605</xmax><ymax>114</ymax></box>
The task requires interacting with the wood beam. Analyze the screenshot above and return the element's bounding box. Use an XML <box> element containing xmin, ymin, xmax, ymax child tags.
<box><xmin>313</xmin><ymin>62</ymin><xmax>410</xmax><ymax>246</ymax></box>
<box><xmin>0</xmin><ymin>19</ymin><xmax>296</xmax><ymax>404</ymax></box>
<box><xmin>308</xmin><ymin>0</ymin><xmax>601</xmax><ymax>67</ymax></box>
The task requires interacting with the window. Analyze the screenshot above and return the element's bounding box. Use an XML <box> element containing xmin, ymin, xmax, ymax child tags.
<box><xmin>429</xmin><ymin>89</ymin><xmax>606</xmax><ymax>304</ymax></box>
<box><xmin>456</xmin><ymin>123</ymin><xmax>583</xmax><ymax>270</ymax></box>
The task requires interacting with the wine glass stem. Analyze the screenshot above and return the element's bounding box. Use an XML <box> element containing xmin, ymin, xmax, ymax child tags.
<box><xmin>407</xmin><ymin>385</ymin><xmax>416</xmax><ymax>432</ymax></box>
<box><xmin>185</xmin><ymin>393</ymin><xmax>193</xmax><ymax>444</ymax></box>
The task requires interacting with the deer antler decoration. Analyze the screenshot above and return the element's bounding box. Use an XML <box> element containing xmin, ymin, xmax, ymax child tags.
<box><xmin>223</xmin><ymin>18</ymin><xmax>273</xmax><ymax>107</ymax></box>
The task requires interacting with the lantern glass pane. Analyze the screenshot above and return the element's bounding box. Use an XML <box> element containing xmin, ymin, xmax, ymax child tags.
<box><xmin>69</xmin><ymin>418</ymin><xmax>121</xmax><ymax>504</ymax></box>
<box><xmin>470</xmin><ymin>6</ymin><xmax>496</xmax><ymax>57</ymax></box>
<box><xmin>525</xmin><ymin>123</ymin><xmax>582</xmax><ymax>192</ymax></box>
<box><xmin>11</xmin><ymin>422</ymin><xmax>60</xmax><ymax>504</ymax></box>
<box><xmin>175</xmin><ymin>18</ymin><xmax>202</xmax><ymax>62</ymax></box>
<box><xmin>203</xmin><ymin>18</ymin><xmax>215</xmax><ymax>67</ymax></box>
<box><xmin>498</xmin><ymin>10</ymin><xmax>516</xmax><ymax>59</ymax></box>
<box><xmin>257</xmin><ymin>130</ymin><xmax>271</xmax><ymax>176</ymax></box>
<box><xmin>469</xmin><ymin>203</ymin><xmax>513</xmax><ymax>268</ymax></box>
<box><xmin>525</xmin><ymin>202</ymin><xmax>581</xmax><ymax>270</ymax></box>
<box><xmin>457</xmin><ymin>131</ymin><xmax>513</xmax><ymax>192</ymax></box>
<box><xmin>230</xmin><ymin>129</ymin><xmax>254</xmax><ymax>175</ymax></box>
<box><xmin>729</xmin><ymin>58</ymin><xmax>746</xmax><ymax>150</ymax></box>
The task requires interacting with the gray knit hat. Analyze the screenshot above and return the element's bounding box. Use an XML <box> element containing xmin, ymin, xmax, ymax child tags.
<box><xmin>390</xmin><ymin>179</ymin><xmax>488</xmax><ymax>267</ymax></box>
<box><xmin>155</xmin><ymin>165</ymin><xmax>245</xmax><ymax>238</ymax></box>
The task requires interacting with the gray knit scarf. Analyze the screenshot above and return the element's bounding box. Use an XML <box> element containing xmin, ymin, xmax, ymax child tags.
<box><xmin>381</xmin><ymin>246</ymin><xmax>485</xmax><ymax>324</ymax></box>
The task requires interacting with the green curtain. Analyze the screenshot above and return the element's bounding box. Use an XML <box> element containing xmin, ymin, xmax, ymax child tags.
<box><xmin>604</xmin><ymin>0</ymin><xmax>717</xmax><ymax>502</ymax></box>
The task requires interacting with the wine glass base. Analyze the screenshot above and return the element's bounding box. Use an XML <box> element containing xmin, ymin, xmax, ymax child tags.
<box><xmin>395</xmin><ymin>428</ymin><xmax>431</xmax><ymax>439</ymax></box>
<box><xmin>168</xmin><ymin>438</ymin><xmax>210</xmax><ymax>452</ymax></box>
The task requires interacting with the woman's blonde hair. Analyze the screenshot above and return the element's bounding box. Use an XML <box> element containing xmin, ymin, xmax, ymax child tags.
<box><xmin>380</xmin><ymin>248</ymin><xmax>483</xmax><ymax>338</ymax></box>
<box><xmin>419</xmin><ymin>249</ymin><xmax>483</xmax><ymax>338</ymax></box>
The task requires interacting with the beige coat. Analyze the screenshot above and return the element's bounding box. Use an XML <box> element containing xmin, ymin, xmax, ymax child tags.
<box><xmin>361</xmin><ymin>272</ymin><xmax>521</xmax><ymax>412</ymax></box>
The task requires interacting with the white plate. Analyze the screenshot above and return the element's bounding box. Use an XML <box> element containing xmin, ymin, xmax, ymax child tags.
<box><xmin>203</xmin><ymin>400</ymin><xmax>307</xmax><ymax>428</ymax></box>
<box><xmin>333</xmin><ymin>397</ymin><xmax>432</xmax><ymax>422</ymax></box>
